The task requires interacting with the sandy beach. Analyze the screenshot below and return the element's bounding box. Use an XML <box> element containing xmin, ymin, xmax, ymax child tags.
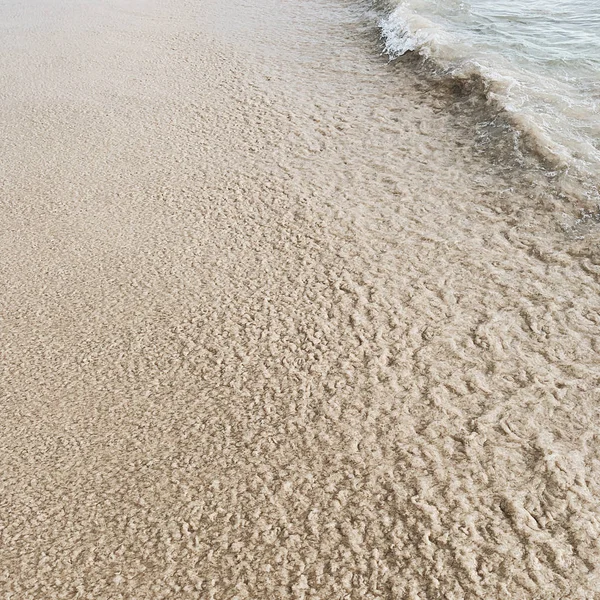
<box><xmin>1</xmin><ymin>0</ymin><xmax>600</xmax><ymax>598</ymax></box>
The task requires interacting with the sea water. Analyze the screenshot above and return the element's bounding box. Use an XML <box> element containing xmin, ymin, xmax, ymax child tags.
<box><xmin>370</xmin><ymin>0</ymin><xmax>600</xmax><ymax>203</ymax></box>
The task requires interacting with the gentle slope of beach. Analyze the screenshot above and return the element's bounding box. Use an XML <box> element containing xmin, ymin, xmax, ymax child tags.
<box><xmin>1</xmin><ymin>0</ymin><xmax>599</xmax><ymax>598</ymax></box>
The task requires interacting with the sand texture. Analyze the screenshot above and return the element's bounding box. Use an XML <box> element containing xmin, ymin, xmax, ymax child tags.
<box><xmin>1</xmin><ymin>0</ymin><xmax>600</xmax><ymax>598</ymax></box>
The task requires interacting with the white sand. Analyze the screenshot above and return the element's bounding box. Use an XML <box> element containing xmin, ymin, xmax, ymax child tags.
<box><xmin>1</xmin><ymin>0</ymin><xmax>600</xmax><ymax>598</ymax></box>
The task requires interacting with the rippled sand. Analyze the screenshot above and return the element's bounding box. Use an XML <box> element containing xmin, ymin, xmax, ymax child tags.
<box><xmin>1</xmin><ymin>0</ymin><xmax>600</xmax><ymax>598</ymax></box>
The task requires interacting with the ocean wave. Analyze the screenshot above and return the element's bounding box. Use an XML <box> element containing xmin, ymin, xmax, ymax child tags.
<box><xmin>375</xmin><ymin>0</ymin><xmax>600</xmax><ymax>206</ymax></box>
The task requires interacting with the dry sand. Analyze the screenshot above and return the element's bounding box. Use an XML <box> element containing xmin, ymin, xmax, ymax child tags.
<box><xmin>1</xmin><ymin>0</ymin><xmax>600</xmax><ymax>598</ymax></box>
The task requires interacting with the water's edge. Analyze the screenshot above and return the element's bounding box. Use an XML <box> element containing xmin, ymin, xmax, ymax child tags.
<box><xmin>363</xmin><ymin>0</ymin><xmax>600</xmax><ymax>221</ymax></box>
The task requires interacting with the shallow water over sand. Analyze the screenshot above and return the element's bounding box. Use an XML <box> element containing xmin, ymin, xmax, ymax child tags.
<box><xmin>374</xmin><ymin>0</ymin><xmax>600</xmax><ymax>204</ymax></box>
<box><xmin>1</xmin><ymin>0</ymin><xmax>600</xmax><ymax>598</ymax></box>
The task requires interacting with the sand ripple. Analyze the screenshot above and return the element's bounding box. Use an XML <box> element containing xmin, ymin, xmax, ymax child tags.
<box><xmin>1</xmin><ymin>0</ymin><xmax>599</xmax><ymax>598</ymax></box>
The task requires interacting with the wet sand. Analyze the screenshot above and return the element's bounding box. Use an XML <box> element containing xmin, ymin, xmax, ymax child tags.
<box><xmin>1</xmin><ymin>0</ymin><xmax>600</xmax><ymax>598</ymax></box>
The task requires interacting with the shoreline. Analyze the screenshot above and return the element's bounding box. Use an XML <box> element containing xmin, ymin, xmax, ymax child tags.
<box><xmin>377</xmin><ymin>0</ymin><xmax>600</xmax><ymax>210</ymax></box>
<box><xmin>1</xmin><ymin>0</ymin><xmax>600</xmax><ymax>598</ymax></box>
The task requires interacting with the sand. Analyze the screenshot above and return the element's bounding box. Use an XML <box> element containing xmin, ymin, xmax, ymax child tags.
<box><xmin>1</xmin><ymin>0</ymin><xmax>600</xmax><ymax>598</ymax></box>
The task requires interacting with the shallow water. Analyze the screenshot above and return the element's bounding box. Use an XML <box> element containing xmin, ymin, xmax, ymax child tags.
<box><xmin>371</xmin><ymin>0</ymin><xmax>600</xmax><ymax>203</ymax></box>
